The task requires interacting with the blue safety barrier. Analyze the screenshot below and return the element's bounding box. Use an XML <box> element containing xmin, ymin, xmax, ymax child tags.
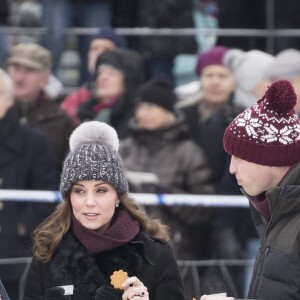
<box><xmin>0</xmin><ymin>190</ymin><xmax>249</xmax><ymax>207</ymax></box>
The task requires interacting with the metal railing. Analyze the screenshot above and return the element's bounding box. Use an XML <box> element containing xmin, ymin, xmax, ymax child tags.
<box><xmin>0</xmin><ymin>257</ymin><xmax>255</xmax><ymax>300</ymax></box>
<box><xmin>0</xmin><ymin>0</ymin><xmax>295</xmax><ymax>55</ymax></box>
<box><xmin>0</xmin><ymin>25</ymin><xmax>299</xmax><ymax>57</ymax></box>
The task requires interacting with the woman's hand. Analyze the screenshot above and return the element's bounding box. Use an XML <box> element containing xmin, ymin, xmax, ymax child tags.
<box><xmin>121</xmin><ymin>276</ymin><xmax>149</xmax><ymax>300</ymax></box>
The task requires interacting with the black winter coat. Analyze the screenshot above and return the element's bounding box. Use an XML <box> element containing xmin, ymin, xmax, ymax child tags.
<box><xmin>23</xmin><ymin>231</ymin><xmax>186</xmax><ymax>300</ymax></box>
<box><xmin>180</xmin><ymin>96</ymin><xmax>243</xmax><ymax>193</ymax></box>
<box><xmin>0</xmin><ymin>110</ymin><xmax>58</xmax><ymax>191</ymax></box>
<box><xmin>0</xmin><ymin>109</ymin><xmax>58</xmax><ymax>280</ymax></box>
<box><xmin>246</xmin><ymin>163</ymin><xmax>300</xmax><ymax>300</ymax></box>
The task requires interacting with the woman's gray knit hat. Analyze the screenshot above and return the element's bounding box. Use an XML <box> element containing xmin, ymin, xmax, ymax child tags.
<box><xmin>60</xmin><ymin>121</ymin><xmax>128</xmax><ymax>199</ymax></box>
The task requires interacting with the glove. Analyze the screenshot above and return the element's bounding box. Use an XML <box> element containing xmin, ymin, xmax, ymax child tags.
<box><xmin>43</xmin><ymin>287</ymin><xmax>72</xmax><ymax>300</ymax></box>
<box><xmin>95</xmin><ymin>286</ymin><xmax>122</xmax><ymax>300</ymax></box>
<box><xmin>77</xmin><ymin>98</ymin><xmax>97</xmax><ymax>122</ymax></box>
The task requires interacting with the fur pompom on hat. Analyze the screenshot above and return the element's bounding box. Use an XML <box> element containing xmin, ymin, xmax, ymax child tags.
<box><xmin>60</xmin><ymin>121</ymin><xmax>128</xmax><ymax>199</ymax></box>
<box><xmin>223</xmin><ymin>80</ymin><xmax>300</xmax><ymax>166</ymax></box>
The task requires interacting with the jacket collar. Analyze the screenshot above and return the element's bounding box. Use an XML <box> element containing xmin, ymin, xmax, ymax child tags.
<box><xmin>245</xmin><ymin>163</ymin><xmax>300</xmax><ymax>240</ymax></box>
<box><xmin>130</xmin><ymin>232</ymin><xmax>159</xmax><ymax>266</ymax></box>
<box><xmin>50</xmin><ymin>230</ymin><xmax>154</xmax><ymax>291</ymax></box>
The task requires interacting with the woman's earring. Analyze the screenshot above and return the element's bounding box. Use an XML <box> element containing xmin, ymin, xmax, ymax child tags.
<box><xmin>116</xmin><ymin>202</ymin><xmax>119</xmax><ymax>207</ymax></box>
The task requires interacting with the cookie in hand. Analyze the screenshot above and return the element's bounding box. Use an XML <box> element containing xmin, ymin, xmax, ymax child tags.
<box><xmin>110</xmin><ymin>270</ymin><xmax>129</xmax><ymax>289</ymax></box>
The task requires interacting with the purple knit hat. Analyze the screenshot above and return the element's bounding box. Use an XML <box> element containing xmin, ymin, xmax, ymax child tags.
<box><xmin>223</xmin><ymin>80</ymin><xmax>300</xmax><ymax>166</ymax></box>
<box><xmin>196</xmin><ymin>46</ymin><xmax>229</xmax><ymax>75</ymax></box>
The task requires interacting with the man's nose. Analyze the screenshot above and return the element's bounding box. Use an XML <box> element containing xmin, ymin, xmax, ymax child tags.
<box><xmin>229</xmin><ymin>157</ymin><xmax>236</xmax><ymax>174</ymax></box>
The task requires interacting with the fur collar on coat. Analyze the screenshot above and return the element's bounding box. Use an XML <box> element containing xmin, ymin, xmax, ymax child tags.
<box><xmin>50</xmin><ymin>231</ymin><xmax>146</xmax><ymax>296</ymax></box>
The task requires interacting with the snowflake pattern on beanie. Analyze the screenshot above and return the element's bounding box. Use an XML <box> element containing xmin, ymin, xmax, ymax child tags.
<box><xmin>233</xmin><ymin>102</ymin><xmax>300</xmax><ymax>144</ymax></box>
<box><xmin>224</xmin><ymin>80</ymin><xmax>300</xmax><ymax>166</ymax></box>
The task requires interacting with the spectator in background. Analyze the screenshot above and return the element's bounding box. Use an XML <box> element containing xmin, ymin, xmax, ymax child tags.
<box><xmin>6</xmin><ymin>43</ymin><xmax>75</xmax><ymax>179</ymax></box>
<box><xmin>265</xmin><ymin>48</ymin><xmax>300</xmax><ymax>115</ymax></box>
<box><xmin>41</xmin><ymin>0</ymin><xmax>112</xmax><ymax>83</ymax></box>
<box><xmin>178</xmin><ymin>46</ymin><xmax>248</xmax><ymax>296</ymax></box>
<box><xmin>60</xmin><ymin>27</ymin><xmax>126</xmax><ymax>123</ymax></box>
<box><xmin>87</xmin><ymin>27</ymin><xmax>126</xmax><ymax>83</ymax></box>
<box><xmin>113</xmin><ymin>0</ymin><xmax>197</xmax><ymax>83</ymax></box>
<box><xmin>0</xmin><ymin>68</ymin><xmax>58</xmax><ymax>300</ymax></box>
<box><xmin>223</xmin><ymin>49</ymin><xmax>274</xmax><ymax>108</ymax></box>
<box><xmin>178</xmin><ymin>46</ymin><xmax>243</xmax><ymax>193</ymax></box>
<box><xmin>119</xmin><ymin>77</ymin><xmax>214</xmax><ymax>299</ymax></box>
<box><xmin>61</xmin><ymin>48</ymin><xmax>144</xmax><ymax>139</ymax></box>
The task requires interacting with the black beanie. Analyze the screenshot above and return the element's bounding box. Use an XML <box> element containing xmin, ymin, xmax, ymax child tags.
<box><xmin>95</xmin><ymin>49</ymin><xmax>144</xmax><ymax>87</ymax></box>
<box><xmin>95</xmin><ymin>50</ymin><xmax>125</xmax><ymax>74</ymax></box>
<box><xmin>135</xmin><ymin>77</ymin><xmax>176</xmax><ymax>113</ymax></box>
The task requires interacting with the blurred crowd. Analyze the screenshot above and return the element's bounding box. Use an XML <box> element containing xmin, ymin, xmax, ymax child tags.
<box><xmin>1</xmin><ymin>0</ymin><xmax>300</xmax><ymax>299</ymax></box>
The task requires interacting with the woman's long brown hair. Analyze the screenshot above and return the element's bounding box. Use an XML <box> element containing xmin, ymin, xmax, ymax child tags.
<box><xmin>32</xmin><ymin>194</ymin><xmax>169</xmax><ymax>262</ymax></box>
